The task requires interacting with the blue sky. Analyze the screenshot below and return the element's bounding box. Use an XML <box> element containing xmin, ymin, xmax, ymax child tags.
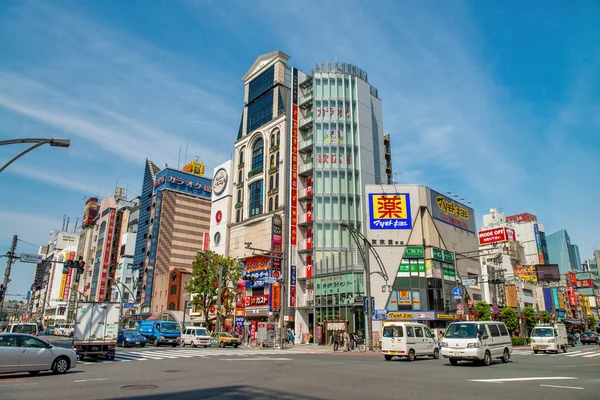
<box><xmin>1</xmin><ymin>0</ymin><xmax>599</xmax><ymax>299</ymax></box>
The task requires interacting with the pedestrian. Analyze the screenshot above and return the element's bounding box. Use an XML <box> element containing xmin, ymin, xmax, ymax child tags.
<box><xmin>333</xmin><ymin>330</ymin><xmax>339</xmax><ymax>351</ymax></box>
<box><xmin>344</xmin><ymin>331</ymin><xmax>350</xmax><ymax>352</ymax></box>
<box><xmin>289</xmin><ymin>328</ymin><xmax>295</xmax><ymax>346</ymax></box>
<box><xmin>438</xmin><ymin>330</ymin><xmax>444</xmax><ymax>349</ymax></box>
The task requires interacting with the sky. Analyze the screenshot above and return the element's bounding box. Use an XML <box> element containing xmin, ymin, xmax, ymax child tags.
<box><xmin>1</xmin><ymin>0</ymin><xmax>599</xmax><ymax>299</ymax></box>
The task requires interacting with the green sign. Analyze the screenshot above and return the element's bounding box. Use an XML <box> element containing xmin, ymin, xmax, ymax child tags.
<box><xmin>443</xmin><ymin>265</ymin><xmax>456</xmax><ymax>279</ymax></box>
<box><xmin>404</xmin><ymin>246</ymin><xmax>424</xmax><ymax>259</ymax></box>
<box><xmin>398</xmin><ymin>259</ymin><xmax>425</xmax><ymax>274</ymax></box>
<box><xmin>431</xmin><ymin>247</ymin><xmax>454</xmax><ymax>265</ymax></box>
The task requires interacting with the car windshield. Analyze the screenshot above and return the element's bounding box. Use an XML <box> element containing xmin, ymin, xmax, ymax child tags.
<box><xmin>122</xmin><ymin>330</ymin><xmax>138</xmax><ymax>337</ymax></box>
<box><xmin>160</xmin><ymin>323</ymin><xmax>179</xmax><ymax>332</ymax></box>
<box><xmin>532</xmin><ymin>328</ymin><xmax>555</xmax><ymax>337</ymax></box>
<box><xmin>12</xmin><ymin>325</ymin><xmax>36</xmax><ymax>334</ymax></box>
<box><xmin>196</xmin><ymin>328</ymin><xmax>209</xmax><ymax>336</ymax></box>
<box><xmin>444</xmin><ymin>323</ymin><xmax>479</xmax><ymax>339</ymax></box>
<box><xmin>582</xmin><ymin>332</ymin><xmax>595</xmax><ymax>337</ymax></box>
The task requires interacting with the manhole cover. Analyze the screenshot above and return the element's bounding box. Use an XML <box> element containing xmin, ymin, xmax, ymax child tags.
<box><xmin>121</xmin><ymin>385</ymin><xmax>160</xmax><ymax>390</ymax></box>
<box><xmin>164</xmin><ymin>370</ymin><xmax>182</xmax><ymax>373</ymax></box>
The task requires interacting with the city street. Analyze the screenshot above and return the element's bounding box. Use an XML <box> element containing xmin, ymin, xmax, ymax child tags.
<box><xmin>1</xmin><ymin>344</ymin><xmax>599</xmax><ymax>400</ymax></box>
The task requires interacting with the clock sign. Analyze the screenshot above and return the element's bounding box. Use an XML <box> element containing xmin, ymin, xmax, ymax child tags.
<box><xmin>215</xmin><ymin>210</ymin><xmax>222</xmax><ymax>224</ymax></box>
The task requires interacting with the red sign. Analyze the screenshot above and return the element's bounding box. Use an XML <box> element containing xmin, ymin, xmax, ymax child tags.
<box><xmin>577</xmin><ymin>279</ymin><xmax>593</xmax><ymax>288</ymax></box>
<box><xmin>456</xmin><ymin>304</ymin><xmax>463</xmax><ymax>310</ymax></box>
<box><xmin>245</xmin><ymin>256</ymin><xmax>270</xmax><ymax>273</ymax></box>
<box><xmin>506</xmin><ymin>213</ymin><xmax>537</xmax><ymax>223</ymax></box>
<box><xmin>215</xmin><ymin>210</ymin><xmax>222</xmax><ymax>223</ymax></box>
<box><xmin>468</xmin><ymin>299</ymin><xmax>473</xmax><ymax>307</ymax></box>
<box><xmin>316</xmin><ymin>153</ymin><xmax>352</xmax><ymax>165</ymax></box>
<box><xmin>246</xmin><ymin>294</ymin><xmax>269</xmax><ymax>307</ymax></box>
<box><xmin>98</xmin><ymin>209</ymin><xmax>116</xmax><ymax>299</ymax></box>
<box><xmin>306</xmin><ymin>255</ymin><xmax>313</xmax><ymax>278</ymax></box>
<box><xmin>478</xmin><ymin>227</ymin><xmax>514</xmax><ymax>245</ymax></box>
<box><xmin>290</xmin><ymin>71</ymin><xmax>298</xmax><ymax>246</ymax></box>
<box><xmin>568</xmin><ymin>287</ymin><xmax>577</xmax><ymax>306</ymax></box>
<box><xmin>270</xmin><ymin>283</ymin><xmax>281</xmax><ymax>312</ymax></box>
<box><xmin>568</xmin><ymin>272</ymin><xmax>577</xmax><ymax>287</ymax></box>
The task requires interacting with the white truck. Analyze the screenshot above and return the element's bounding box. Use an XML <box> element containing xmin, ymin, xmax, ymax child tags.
<box><xmin>530</xmin><ymin>323</ymin><xmax>568</xmax><ymax>354</ymax></box>
<box><xmin>72</xmin><ymin>302</ymin><xmax>119</xmax><ymax>361</ymax></box>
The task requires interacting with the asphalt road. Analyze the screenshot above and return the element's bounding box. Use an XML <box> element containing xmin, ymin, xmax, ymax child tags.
<box><xmin>2</xmin><ymin>344</ymin><xmax>599</xmax><ymax>400</ymax></box>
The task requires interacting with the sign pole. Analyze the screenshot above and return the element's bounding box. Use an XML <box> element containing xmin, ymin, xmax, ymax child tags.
<box><xmin>0</xmin><ymin>235</ymin><xmax>18</xmax><ymax>315</ymax></box>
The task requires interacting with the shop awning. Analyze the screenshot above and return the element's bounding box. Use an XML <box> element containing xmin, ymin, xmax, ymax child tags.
<box><xmin>561</xmin><ymin>318</ymin><xmax>585</xmax><ymax>325</ymax></box>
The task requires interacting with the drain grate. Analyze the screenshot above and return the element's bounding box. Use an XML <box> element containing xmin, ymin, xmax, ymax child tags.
<box><xmin>164</xmin><ymin>370</ymin><xmax>182</xmax><ymax>373</ymax></box>
<box><xmin>121</xmin><ymin>384</ymin><xmax>160</xmax><ymax>390</ymax></box>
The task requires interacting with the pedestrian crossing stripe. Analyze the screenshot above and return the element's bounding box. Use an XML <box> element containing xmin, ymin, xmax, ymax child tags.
<box><xmin>78</xmin><ymin>349</ymin><xmax>318</xmax><ymax>364</ymax></box>
<box><xmin>511</xmin><ymin>349</ymin><xmax>600</xmax><ymax>358</ymax></box>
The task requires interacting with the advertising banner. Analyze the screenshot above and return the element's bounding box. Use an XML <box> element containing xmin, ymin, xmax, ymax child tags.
<box><xmin>368</xmin><ymin>193</ymin><xmax>412</xmax><ymax>230</ymax></box>
<box><xmin>398</xmin><ymin>290</ymin><xmax>411</xmax><ymax>305</ymax></box>
<box><xmin>245</xmin><ymin>294</ymin><xmax>269</xmax><ymax>307</ymax></box>
<box><xmin>513</xmin><ymin>264</ymin><xmax>538</xmax><ymax>283</ymax></box>
<box><xmin>568</xmin><ymin>287</ymin><xmax>577</xmax><ymax>306</ymax></box>
<box><xmin>270</xmin><ymin>283</ymin><xmax>281</xmax><ymax>312</ymax></box>
<box><xmin>99</xmin><ymin>209</ymin><xmax>116</xmax><ymax>300</ymax></box>
<box><xmin>506</xmin><ymin>213</ymin><xmax>537</xmax><ymax>223</ymax></box>
<box><xmin>234</xmin><ymin>316</ymin><xmax>245</xmax><ymax>337</ymax></box>
<box><xmin>429</xmin><ymin>189</ymin><xmax>475</xmax><ymax>233</ymax></box>
<box><xmin>536</xmin><ymin>264</ymin><xmax>560</xmax><ymax>282</ymax></box>
<box><xmin>534</xmin><ymin>224</ymin><xmax>544</xmax><ymax>264</ymax></box>
<box><xmin>568</xmin><ymin>271</ymin><xmax>578</xmax><ymax>287</ymax></box>
<box><xmin>478</xmin><ymin>227</ymin><xmax>514</xmax><ymax>245</ymax></box>
<box><xmin>272</xmin><ymin>214</ymin><xmax>282</xmax><ymax>279</ymax></box>
<box><xmin>153</xmin><ymin>169</ymin><xmax>212</xmax><ymax>199</ymax></box>
<box><xmin>577</xmin><ymin>279</ymin><xmax>593</xmax><ymax>289</ymax></box>
<box><xmin>290</xmin><ymin>67</ymin><xmax>299</xmax><ymax>245</ymax></box>
<box><xmin>245</xmin><ymin>256</ymin><xmax>270</xmax><ymax>273</ymax></box>
<box><xmin>403</xmin><ymin>246</ymin><xmax>424</xmax><ymax>259</ymax></box>
<box><xmin>63</xmin><ymin>251</ymin><xmax>75</xmax><ymax>301</ymax></box>
<box><xmin>246</xmin><ymin>268</ymin><xmax>269</xmax><ymax>288</ymax></box>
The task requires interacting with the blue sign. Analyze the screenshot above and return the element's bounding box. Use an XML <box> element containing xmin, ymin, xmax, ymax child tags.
<box><xmin>452</xmin><ymin>287</ymin><xmax>463</xmax><ymax>297</ymax></box>
<box><xmin>290</xmin><ymin>265</ymin><xmax>297</xmax><ymax>286</ymax></box>
<box><xmin>368</xmin><ymin>193</ymin><xmax>412</xmax><ymax>230</ymax></box>
<box><xmin>123</xmin><ymin>303</ymin><xmax>135</xmax><ymax>309</ymax></box>
<box><xmin>246</xmin><ymin>269</ymin><xmax>269</xmax><ymax>288</ymax></box>
<box><xmin>492</xmin><ymin>305</ymin><xmax>499</xmax><ymax>313</ymax></box>
<box><xmin>154</xmin><ymin>168</ymin><xmax>212</xmax><ymax>199</ymax></box>
<box><xmin>363</xmin><ymin>296</ymin><xmax>375</xmax><ymax>313</ymax></box>
<box><xmin>372</xmin><ymin>309</ymin><xmax>388</xmax><ymax>321</ymax></box>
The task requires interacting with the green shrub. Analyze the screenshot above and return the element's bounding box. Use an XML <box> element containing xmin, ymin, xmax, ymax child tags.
<box><xmin>511</xmin><ymin>337</ymin><xmax>527</xmax><ymax>346</ymax></box>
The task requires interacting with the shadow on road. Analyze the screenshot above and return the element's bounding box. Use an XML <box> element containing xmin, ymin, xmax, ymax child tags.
<box><xmin>120</xmin><ymin>385</ymin><xmax>326</xmax><ymax>400</ymax></box>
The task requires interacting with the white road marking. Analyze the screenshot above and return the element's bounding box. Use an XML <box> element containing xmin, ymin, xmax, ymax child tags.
<box><xmin>469</xmin><ymin>377</ymin><xmax>578</xmax><ymax>383</ymax></box>
<box><xmin>220</xmin><ymin>357</ymin><xmax>294</xmax><ymax>361</ymax></box>
<box><xmin>540</xmin><ymin>384</ymin><xmax>584</xmax><ymax>390</ymax></box>
<box><xmin>0</xmin><ymin>383</ymin><xmax>38</xmax><ymax>387</ymax></box>
<box><xmin>566</xmin><ymin>351</ymin><xmax>597</xmax><ymax>357</ymax></box>
<box><xmin>551</xmin><ymin>350</ymin><xmax>582</xmax><ymax>357</ymax></box>
<box><xmin>74</xmin><ymin>378</ymin><xmax>107</xmax><ymax>383</ymax></box>
<box><xmin>582</xmin><ymin>353</ymin><xmax>600</xmax><ymax>358</ymax></box>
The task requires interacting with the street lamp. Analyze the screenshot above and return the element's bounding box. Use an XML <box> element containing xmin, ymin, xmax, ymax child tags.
<box><xmin>0</xmin><ymin>137</ymin><xmax>71</xmax><ymax>174</ymax></box>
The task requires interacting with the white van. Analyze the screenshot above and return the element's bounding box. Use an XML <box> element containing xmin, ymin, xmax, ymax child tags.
<box><xmin>181</xmin><ymin>326</ymin><xmax>211</xmax><ymax>348</ymax></box>
<box><xmin>441</xmin><ymin>321</ymin><xmax>512</xmax><ymax>366</ymax></box>
<box><xmin>530</xmin><ymin>324</ymin><xmax>568</xmax><ymax>354</ymax></box>
<box><xmin>6</xmin><ymin>323</ymin><xmax>39</xmax><ymax>336</ymax></box>
<box><xmin>381</xmin><ymin>321</ymin><xmax>439</xmax><ymax>361</ymax></box>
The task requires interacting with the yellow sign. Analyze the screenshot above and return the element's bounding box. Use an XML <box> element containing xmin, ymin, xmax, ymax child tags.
<box><xmin>183</xmin><ymin>161</ymin><xmax>205</xmax><ymax>176</ymax></box>
<box><xmin>59</xmin><ymin>273</ymin><xmax>67</xmax><ymax>299</ymax></box>
<box><xmin>387</xmin><ymin>312</ymin><xmax>415</xmax><ymax>320</ymax></box>
<box><xmin>435</xmin><ymin>196</ymin><xmax>470</xmax><ymax>221</ymax></box>
<box><xmin>369</xmin><ymin>194</ymin><xmax>412</xmax><ymax>230</ymax></box>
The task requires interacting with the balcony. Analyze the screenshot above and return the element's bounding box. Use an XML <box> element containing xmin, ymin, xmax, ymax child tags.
<box><xmin>298</xmin><ymin>136</ymin><xmax>313</xmax><ymax>153</ymax></box>
<box><xmin>269</xmin><ymin>144</ymin><xmax>280</xmax><ymax>153</ymax></box>
<box><xmin>298</xmin><ymin>244</ymin><xmax>313</xmax><ymax>254</ymax></box>
<box><xmin>298</xmin><ymin>213</ymin><xmax>313</xmax><ymax>227</ymax></box>
<box><xmin>268</xmin><ymin>187</ymin><xmax>279</xmax><ymax>196</ymax></box>
<box><xmin>299</xmin><ymin>91</ymin><xmax>313</xmax><ymax>109</ymax></box>
<box><xmin>299</xmin><ymin>186</ymin><xmax>313</xmax><ymax>201</ymax></box>
<box><xmin>299</xmin><ymin>161</ymin><xmax>313</xmax><ymax>176</ymax></box>
<box><xmin>248</xmin><ymin>167</ymin><xmax>263</xmax><ymax>179</ymax></box>
<box><xmin>238</xmin><ymin>162</ymin><xmax>245</xmax><ymax>169</ymax></box>
<box><xmin>385</xmin><ymin>150</ymin><xmax>391</xmax><ymax>159</ymax></box>
<box><xmin>299</xmin><ymin>114</ymin><xmax>313</xmax><ymax>131</ymax></box>
<box><xmin>268</xmin><ymin>165</ymin><xmax>279</xmax><ymax>174</ymax></box>
<box><xmin>299</xmin><ymin>75</ymin><xmax>313</xmax><ymax>89</ymax></box>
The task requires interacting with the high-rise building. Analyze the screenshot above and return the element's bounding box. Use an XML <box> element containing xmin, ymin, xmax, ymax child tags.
<box><xmin>546</xmin><ymin>229</ymin><xmax>580</xmax><ymax>274</ymax></box>
<box><xmin>506</xmin><ymin>213</ymin><xmax>549</xmax><ymax>265</ymax></box>
<box><xmin>133</xmin><ymin>159</ymin><xmax>161</xmax><ymax>310</ymax></box>
<box><xmin>226</xmin><ymin>51</ymin><xmax>391</xmax><ymax>341</ymax></box>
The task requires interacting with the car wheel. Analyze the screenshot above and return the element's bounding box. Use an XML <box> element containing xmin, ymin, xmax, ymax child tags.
<box><xmin>502</xmin><ymin>349</ymin><xmax>510</xmax><ymax>363</ymax></box>
<box><xmin>449</xmin><ymin>358</ymin><xmax>458</xmax><ymax>366</ymax></box>
<box><xmin>172</xmin><ymin>343</ymin><xmax>177</xmax><ymax>347</ymax></box>
<box><xmin>384</xmin><ymin>355</ymin><xmax>392</xmax><ymax>361</ymax></box>
<box><xmin>533</xmin><ymin>350</ymin><xmax>539</xmax><ymax>354</ymax></box>
<box><xmin>140</xmin><ymin>343</ymin><xmax>146</xmax><ymax>347</ymax></box>
<box><xmin>204</xmin><ymin>345</ymin><xmax>209</xmax><ymax>348</ymax></box>
<box><xmin>563</xmin><ymin>345</ymin><xmax>567</xmax><ymax>353</ymax></box>
<box><xmin>52</xmin><ymin>357</ymin><xmax>70</xmax><ymax>374</ymax></box>
<box><xmin>483</xmin><ymin>351</ymin><xmax>492</xmax><ymax>366</ymax></box>
<box><xmin>182</xmin><ymin>341</ymin><xmax>186</xmax><ymax>347</ymax></box>
<box><xmin>234</xmin><ymin>344</ymin><xmax>239</xmax><ymax>348</ymax></box>
<box><xmin>433</xmin><ymin>348</ymin><xmax>440</xmax><ymax>359</ymax></box>
<box><xmin>407</xmin><ymin>349</ymin><xmax>415</xmax><ymax>362</ymax></box>
<box><xmin>154</xmin><ymin>338</ymin><xmax>159</xmax><ymax>347</ymax></box>
<box><xmin>219</xmin><ymin>341</ymin><xmax>225</xmax><ymax>348</ymax></box>
<box><xmin>29</xmin><ymin>371</ymin><xmax>41</xmax><ymax>376</ymax></box>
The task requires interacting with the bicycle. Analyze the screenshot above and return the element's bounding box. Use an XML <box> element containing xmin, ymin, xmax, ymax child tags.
<box><xmin>371</xmin><ymin>339</ymin><xmax>381</xmax><ymax>352</ymax></box>
<box><xmin>351</xmin><ymin>337</ymin><xmax>367</xmax><ymax>352</ymax></box>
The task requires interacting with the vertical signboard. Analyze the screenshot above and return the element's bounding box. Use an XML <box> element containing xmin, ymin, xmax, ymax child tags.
<box><xmin>270</xmin><ymin>283</ymin><xmax>281</xmax><ymax>312</ymax></box>
<box><xmin>145</xmin><ymin>191</ymin><xmax>163</xmax><ymax>304</ymax></box>
<box><xmin>289</xmin><ymin>265</ymin><xmax>297</xmax><ymax>307</ymax></box>
<box><xmin>290</xmin><ymin>68</ymin><xmax>299</xmax><ymax>246</ymax></box>
<box><xmin>272</xmin><ymin>215</ymin><xmax>282</xmax><ymax>280</ymax></box>
<box><xmin>98</xmin><ymin>209</ymin><xmax>116</xmax><ymax>300</ymax></box>
<box><xmin>63</xmin><ymin>251</ymin><xmax>75</xmax><ymax>301</ymax></box>
<box><xmin>534</xmin><ymin>224</ymin><xmax>544</xmax><ymax>264</ymax></box>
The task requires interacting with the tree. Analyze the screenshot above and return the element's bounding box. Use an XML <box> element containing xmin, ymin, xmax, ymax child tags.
<box><xmin>587</xmin><ymin>315</ymin><xmax>597</xmax><ymax>331</ymax></box>
<box><xmin>539</xmin><ymin>311</ymin><xmax>553</xmax><ymax>324</ymax></box>
<box><xmin>501</xmin><ymin>307</ymin><xmax>519</xmax><ymax>334</ymax></box>
<box><xmin>522</xmin><ymin>306</ymin><xmax>537</xmax><ymax>336</ymax></box>
<box><xmin>475</xmin><ymin>301</ymin><xmax>491</xmax><ymax>321</ymax></box>
<box><xmin>185</xmin><ymin>250</ymin><xmax>242</xmax><ymax>328</ymax></box>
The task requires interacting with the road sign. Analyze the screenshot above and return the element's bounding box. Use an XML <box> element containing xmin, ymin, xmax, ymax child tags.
<box><xmin>244</xmin><ymin>321</ymin><xmax>252</xmax><ymax>326</ymax></box>
<box><xmin>273</xmin><ymin>271</ymin><xmax>280</xmax><ymax>279</ymax></box>
<box><xmin>457</xmin><ymin>309</ymin><xmax>464</xmax><ymax>315</ymax></box>
<box><xmin>452</xmin><ymin>287</ymin><xmax>463</xmax><ymax>297</ymax></box>
<box><xmin>462</xmin><ymin>278</ymin><xmax>476</xmax><ymax>286</ymax></box>
<box><xmin>456</xmin><ymin>304</ymin><xmax>464</xmax><ymax>311</ymax></box>
<box><xmin>263</xmin><ymin>277</ymin><xmax>278</xmax><ymax>284</ymax></box>
<box><xmin>20</xmin><ymin>253</ymin><xmax>43</xmax><ymax>264</ymax></box>
<box><xmin>467</xmin><ymin>299</ymin><xmax>474</xmax><ymax>307</ymax></box>
<box><xmin>492</xmin><ymin>305</ymin><xmax>499</xmax><ymax>313</ymax></box>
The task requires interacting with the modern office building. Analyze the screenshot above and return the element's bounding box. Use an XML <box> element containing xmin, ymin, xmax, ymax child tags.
<box><xmin>506</xmin><ymin>213</ymin><xmax>549</xmax><ymax>265</ymax></box>
<box><xmin>225</xmin><ymin>51</ymin><xmax>392</xmax><ymax>342</ymax></box>
<box><xmin>139</xmin><ymin>166</ymin><xmax>212</xmax><ymax>315</ymax></box>
<box><xmin>546</xmin><ymin>229</ymin><xmax>580</xmax><ymax>274</ymax></box>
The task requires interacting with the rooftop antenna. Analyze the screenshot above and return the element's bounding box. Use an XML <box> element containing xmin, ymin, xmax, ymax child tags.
<box><xmin>65</xmin><ymin>216</ymin><xmax>70</xmax><ymax>232</ymax></box>
<box><xmin>195</xmin><ymin>155</ymin><xmax>201</xmax><ymax>162</ymax></box>
<box><xmin>177</xmin><ymin>145</ymin><xmax>182</xmax><ymax>169</ymax></box>
<box><xmin>62</xmin><ymin>215</ymin><xmax>66</xmax><ymax>231</ymax></box>
<box><xmin>73</xmin><ymin>217</ymin><xmax>79</xmax><ymax>232</ymax></box>
<box><xmin>184</xmin><ymin>143</ymin><xmax>188</xmax><ymax>166</ymax></box>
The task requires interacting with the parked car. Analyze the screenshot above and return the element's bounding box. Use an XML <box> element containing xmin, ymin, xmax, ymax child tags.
<box><xmin>5</xmin><ymin>323</ymin><xmax>39</xmax><ymax>337</ymax></box>
<box><xmin>580</xmin><ymin>331</ymin><xmax>600</xmax><ymax>345</ymax></box>
<box><xmin>181</xmin><ymin>326</ymin><xmax>211</xmax><ymax>348</ymax></box>
<box><xmin>211</xmin><ymin>332</ymin><xmax>241</xmax><ymax>348</ymax></box>
<box><xmin>45</xmin><ymin>325</ymin><xmax>55</xmax><ymax>336</ymax></box>
<box><xmin>0</xmin><ymin>333</ymin><xmax>77</xmax><ymax>375</ymax></box>
<box><xmin>117</xmin><ymin>330</ymin><xmax>147</xmax><ymax>348</ymax></box>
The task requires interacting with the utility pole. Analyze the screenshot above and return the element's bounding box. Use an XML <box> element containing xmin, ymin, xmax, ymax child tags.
<box><xmin>216</xmin><ymin>264</ymin><xmax>224</xmax><ymax>332</ymax></box>
<box><xmin>363</xmin><ymin>235</ymin><xmax>374</xmax><ymax>352</ymax></box>
<box><xmin>0</xmin><ymin>235</ymin><xmax>18</xmax><ymax>315</ymax></box>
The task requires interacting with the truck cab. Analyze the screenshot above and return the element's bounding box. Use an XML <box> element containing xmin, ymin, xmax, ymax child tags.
<box><xmin>530</xmin><ymin>323</ymin><xmax>568</xmax><ymax>354</ymax></box>
<box><xmin>137</xmin><ymin>321</ymin><xmax>181</xmax><ymax>347</ymax></box>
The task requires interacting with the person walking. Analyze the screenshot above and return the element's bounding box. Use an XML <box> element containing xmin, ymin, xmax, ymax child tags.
<box><xmin>333</xmin><ymin>330</ymin><xmax>339</xmax><ymax>351</ymax></box>
<box><xmin>289</xmin><ymin>328</ymin><xmax>295</xmax><ymax>346</ymax></box>
<box><xmin>437</xmin><ymin>330</ymin><xmax>444</xmax><ymax>349</ymax></box>
<box><xmin>344</xmin><ymin>330</ymin><xmax>350</xmax><ymax>352</ymax></box>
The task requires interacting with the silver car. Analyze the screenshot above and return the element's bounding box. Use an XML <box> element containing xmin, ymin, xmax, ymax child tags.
<box><xmin>0</xmin><ymin>333</ymin><xmax>77</xmax><ymax>375</ymax></box>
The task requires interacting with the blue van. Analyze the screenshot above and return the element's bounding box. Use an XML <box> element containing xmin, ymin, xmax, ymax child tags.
<box><xmin>137</xmin><ymin>320</ymin><xmax>181</xmax><ymax>347</ymax></box>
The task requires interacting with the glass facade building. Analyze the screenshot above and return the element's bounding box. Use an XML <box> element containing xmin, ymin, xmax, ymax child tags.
<box><xmin>546</xmin><ymin>229</ymin><xmax>581</xmax><ymax>274</ymax></box>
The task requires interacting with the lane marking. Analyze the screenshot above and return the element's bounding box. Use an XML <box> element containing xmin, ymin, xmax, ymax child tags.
<box><xmin>469</xmin><ymin>377</ymin><xmax>578</xmax><ymax>383</ymax></box>
<box><xmin>567</xmin><ymin>351</ymin><xmax>597</xmax><ymax>357</ymax></box>
<box><xmin>583</xmin><ymin>353</ymin><xmax>600</xmax><ymax>358</ymax></box>
<box><xmin>0</xmin><ymin>383</ymin><xmax>38</xmax><ymax>387</ymax></box>
<box><xmin>540</xmin><ymin>384</ymin><xmax>584</xmax><ymax>390</ymax></box>
<box><xmin>220</xmin><ymin>357</ymin><xmax>294</xmax><ymax>361</ymax></box>
<box><xmin>74</xmin><ymin>378</ymin><xmax>107</xmax><ymax>383</ymax></box>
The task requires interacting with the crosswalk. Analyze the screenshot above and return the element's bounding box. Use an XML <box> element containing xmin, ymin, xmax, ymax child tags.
<box><xmin>512</xmin><ymin>348</ymin><xmax>600</xmax><ymax>358</ymax></box>
<box><xmin>78</xmin><ymin>348</ymin><xmax>317</xmax><ymax>364</ymax></box>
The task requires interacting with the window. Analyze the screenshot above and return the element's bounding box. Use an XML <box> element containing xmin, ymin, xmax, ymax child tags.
<box><xmin>249</xmin><ymin>180</ymin><xmax>264</xmax><ymax>217</ymax></box>
<box><xmin>406</xmin><ymin>327</ymin><xmax>415</xmax><ymax>337</ymax></box>
<box><xmin>424</xmin><ymin>328</ymin><xmax>434</xmax><ymax>339</ymax></box>
<box><xmin>383</xmin><ymin>326</ymin><xmax>403</xmax><ymax>338</ymax></box>
<box><xmin>252</xmin><ymin>138</ymin><xmax>264</xmax><ymax>169</ymax></box>
<box><xmin>125</xmin><ymin>277</ymin><xmax>132</xmax><ymax>284</ymax></box>
<box><xmin>248</xmin><ymin>65</ymin><xmax>274</xmax><ymax>103</ymax></box>
<box><xmin>275</xmin><ymin>172</ymin><xmax>279</xmax><ymax>187</ymax></box>
<box><xmin>236</xmin><ymin>209</ymin><xmax>241</xmax><ymax>223</ymax></box>
<box><xmin>275</xmin><ymin>195</ymin><xmax>279</xmax><ymax>209</ymax></box>
<box><xmin>415</xmin><ymin>327</ymin><xmax>424</xmax><ymax>337</ymax></box>
<box><xmin>170</xmin><ymin>285</ymin><xmax>177</xmax><ymax>295</ymax></box>
<box><xmin>276</xmin><ymin>152</ymin><xmax>280</xmax><ymax>166</ymax></box>
<box><xmin>20</xmin><ymin>337</ymin><xmax>46</xmax><ymax>348</ymax></box>
<box><xmin>0</xmin><ymin>335</ymin><xmax>17</xmax><ymax>347</ymax></box>
<box><xmin>269</xmin><ymin>176</ymin><xmax>273</xmax><ymax>190</ymax></box>
<box><xmin>238</xmin><ymin>170</ymin><xmax>242</xmax><ymax>184</ymax></box>
<box><xmin>270</xmin><ymin>154</ymin><xmax>275</xmax><ymax>167</ymax></box>
<box><xmin>237</xmin><ymin>190</ymin><xmax>241</xmax><ymax>203</ymax></box>
<box><xmin>269</xmin><ymin>198</ymin><xmax>273</xmax><ymax>212</ymax></box>
<box><xmin>498</xmin><ymin>324</ymin><xmax>509</xmax><ymax>336</ymax></box>
<box><xmin>168</xmin><ymin>302</ymin><xmax>176</xmax><ymax>310</ymax></box>
<box><xmin>276</xmin><ymin>130</ymin><xmax>280</xmax><ymax>146</ymax></box>
<box><xmin>247</xmin><ymin>91</ymin><xmax>274</xmax><ymax>133</ymax></box>
<box><xmin>270</xmin><ymin>132</ymin><xmax>275</xmax><ymax>145</ymax></box>
<box><xmin>488</xmin><ymin>324</ymin><xmax>501</xmax><ymax>338</ymax></box>
<box><xmin>239</xmin><ymin>149</ymin><xmax>244</xmax><ymax>164</ymax></box>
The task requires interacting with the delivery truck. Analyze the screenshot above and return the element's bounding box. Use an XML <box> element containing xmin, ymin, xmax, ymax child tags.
<box><xmin>72</xmin><ymin>302</ymin><xmax>119</xmax><ymax>361</ymax></box>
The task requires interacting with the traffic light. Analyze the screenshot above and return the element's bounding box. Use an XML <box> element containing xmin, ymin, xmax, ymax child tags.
<box><xmin>241</xmin><ymin>275</ymin><xmax>255</xmax><ymax>285</ymax></box>
<box><xmin>0</xmin><ymin>284</ymin><xmax>5</xmax><ymax>302</ymax></box>
<box><xmin>77</xmin><ymin>259</ymin><xmax>85</xmax><ymax>275</ymax></box>
<box><xmin>63</xmin><ymin>260</ymin><xmax>72</xmax><ymax>274</ymax></box>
